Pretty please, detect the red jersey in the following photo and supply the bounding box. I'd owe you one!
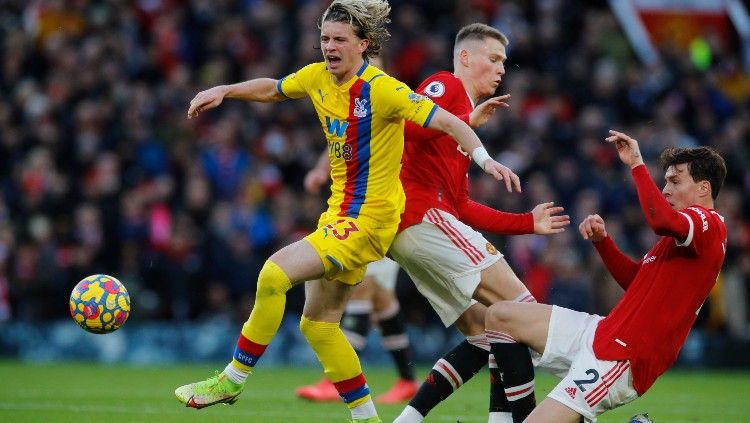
[592,165,727,395]
[399,72,532,234]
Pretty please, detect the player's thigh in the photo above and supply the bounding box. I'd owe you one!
[269,238,325,284]
[473,257,529,305]
[525,397,583,423]
[486,301,552,353]
[349,277,374,301]
[303,278,356,322]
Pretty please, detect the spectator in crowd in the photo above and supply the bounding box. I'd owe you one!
[0,1,746,366]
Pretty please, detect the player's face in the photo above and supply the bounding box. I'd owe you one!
[663,163,702,210]
[467,38,507,97]
[320,21,368,84]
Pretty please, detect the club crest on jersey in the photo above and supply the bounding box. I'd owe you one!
[565,386,577,399]
[353,98,368,118]
[486,243,498,255]
[425,81,445,98]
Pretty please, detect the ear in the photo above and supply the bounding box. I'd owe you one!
[698,180,711,198]
[359,38,369,54]
[458,48,470,67]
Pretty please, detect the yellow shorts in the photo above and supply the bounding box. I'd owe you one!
[305,212,398,285]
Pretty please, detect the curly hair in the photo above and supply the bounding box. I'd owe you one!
[320,0,391,58]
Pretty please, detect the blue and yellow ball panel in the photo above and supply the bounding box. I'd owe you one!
[69,274,130,334]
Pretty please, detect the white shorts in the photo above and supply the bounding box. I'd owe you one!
[364,257,399,291]
[533,306,639,422]
[389,208,501,326]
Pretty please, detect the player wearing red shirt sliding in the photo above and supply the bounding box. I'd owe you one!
[484,130,727,422]
[391,24,570,423]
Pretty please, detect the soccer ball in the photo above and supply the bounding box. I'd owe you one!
[629,413,654,423]
[69,274,130,334]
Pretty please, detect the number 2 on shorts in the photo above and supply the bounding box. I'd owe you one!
[573,369,600,392]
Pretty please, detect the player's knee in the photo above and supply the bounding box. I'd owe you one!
[485,301,516,333]
[455,307,486,336]
[256,260,292,298]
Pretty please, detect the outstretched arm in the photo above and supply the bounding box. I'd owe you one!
[579,214,640,289]
[457,201,568,236]
[426,108,521,192]
[606,130,690,240]
[458,200,533,235]
[187,78,286,119]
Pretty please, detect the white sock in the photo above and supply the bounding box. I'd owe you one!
[223,362,248,384]
[488,411,513,423]
[394,405,424,423]
[350,399,377,420]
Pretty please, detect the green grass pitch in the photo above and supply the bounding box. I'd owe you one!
[1,361,748,422]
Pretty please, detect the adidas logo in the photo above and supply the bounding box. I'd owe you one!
[565,386,577,399]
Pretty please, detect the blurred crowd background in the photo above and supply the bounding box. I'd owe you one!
[0,0,748,365]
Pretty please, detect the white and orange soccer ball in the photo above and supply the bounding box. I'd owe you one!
[69,274,130,334]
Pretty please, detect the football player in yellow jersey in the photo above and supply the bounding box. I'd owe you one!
[174,1,521,421]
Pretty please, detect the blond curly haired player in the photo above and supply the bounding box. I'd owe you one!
[174,1,519,421]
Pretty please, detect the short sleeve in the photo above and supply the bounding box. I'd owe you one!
[372,76,438,127]
[277,63,319,99]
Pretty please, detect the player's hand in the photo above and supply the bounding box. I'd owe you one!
[605,130,645,169]
[579,214,607,242]
[531,202,570,235]
[187,86,229,119]
[304,167,329,194]
[483,159,521,193]
[469,94,511,128]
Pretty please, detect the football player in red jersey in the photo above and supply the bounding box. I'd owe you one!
[484,130,727,422]
[392,24,570,423]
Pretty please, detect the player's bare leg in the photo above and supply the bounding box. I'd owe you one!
[524,398,583,423]
[484,301,551,357]
[472,258,529,305]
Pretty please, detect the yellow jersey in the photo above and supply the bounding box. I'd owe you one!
[278,61,438,224]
